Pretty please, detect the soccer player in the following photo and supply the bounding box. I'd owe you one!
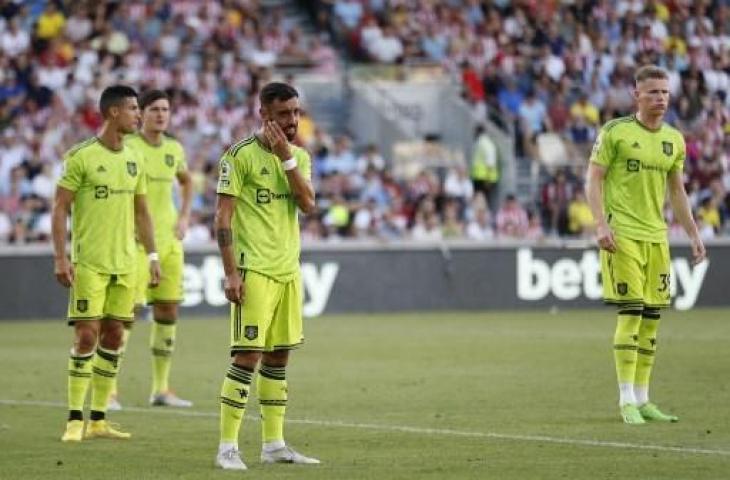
[586,65,706,425]
[110,89,193,409]
[53,85,161,441]
[213,82,319,470]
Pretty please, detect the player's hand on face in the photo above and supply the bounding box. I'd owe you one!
[264,120,292,162]
[596,223,617,253]
[224,272,245,304]
[690,236,706,266]
[54,256,74,288]
[149,260,161,288]
[175,216,189,240]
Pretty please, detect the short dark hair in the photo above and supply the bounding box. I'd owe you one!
[139,89,169,110]
[259,82,298,106]
[634,65,669,84]
[99,85,137,117]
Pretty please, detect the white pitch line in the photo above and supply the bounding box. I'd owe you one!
[1,399,728,457]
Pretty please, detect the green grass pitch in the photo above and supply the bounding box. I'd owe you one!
[1,309,729,479]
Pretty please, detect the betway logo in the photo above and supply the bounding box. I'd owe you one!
[516,248,709,310]
[181,256,338,317]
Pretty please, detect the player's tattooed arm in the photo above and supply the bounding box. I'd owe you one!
[217,228,232,247]
[215,193,243,303]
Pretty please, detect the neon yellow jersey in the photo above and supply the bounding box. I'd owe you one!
[216,135,312,282]
[590,115,685,242]
[125,133,187,248]
[57,137,146,274]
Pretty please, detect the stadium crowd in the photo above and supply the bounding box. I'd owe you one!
[324,0,730,239]
[1,0,729,244]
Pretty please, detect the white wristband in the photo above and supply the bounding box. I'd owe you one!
[281,157,297,171]
[148,252,159,262]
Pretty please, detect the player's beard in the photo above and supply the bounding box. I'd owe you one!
[284,125,297,142]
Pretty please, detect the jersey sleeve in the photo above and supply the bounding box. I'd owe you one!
[175,142,188,174]
[57,150,84,192]
[669,135,685,174]
[589,126,615,168]
[135,156,147,195]
[294,148,312,181]
[216,151,245,197]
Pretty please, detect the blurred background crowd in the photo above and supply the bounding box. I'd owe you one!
[1,0,729,245]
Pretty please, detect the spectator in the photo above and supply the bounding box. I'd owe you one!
[696,195,721,235]
[496,194,528,238]
[441,200,464,239]
[470,125,499,208]
[35,3,66,41]
[567,189,595,237]
[411,212,443,242]
[465,207,494,241]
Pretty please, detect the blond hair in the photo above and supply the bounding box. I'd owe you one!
[634,65,669,84]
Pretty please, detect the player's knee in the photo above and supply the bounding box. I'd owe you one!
[232,351,260,370]
[75,327,98,354]
[154,303,177,321]
[262,350,289,367]
[99,322,125,350]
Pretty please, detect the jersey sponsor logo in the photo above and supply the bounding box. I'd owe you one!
[95,185,109,199]
[76,299,88,312]
[244,325,258,340]
[126,162,138,177]
[260,166,270,175]
[627,159,640,172]
[256,188,290,204]
[165,154,174,167]
[662,141,673,156]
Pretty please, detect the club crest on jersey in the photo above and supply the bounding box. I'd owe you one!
[165,154,174,167]
[244,326,258,340]
[616,283,628,296]
[126,162,138,177]
[76,299,88,312]
[95,185,109,199]
[626,159,640,172]
[662,142,673,156]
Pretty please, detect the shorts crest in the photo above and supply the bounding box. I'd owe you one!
[76,299,88,312]
[244,325,258,340]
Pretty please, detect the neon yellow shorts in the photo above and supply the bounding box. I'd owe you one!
[68,263,136,324]
[230,270,303,353]
[135,241,184,305]
[600,235,671,308]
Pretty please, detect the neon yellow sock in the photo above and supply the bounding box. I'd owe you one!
[110,327,131,397]
[150,319,176,394]
[90,347,120,413]
[220,364,253,444]
[613,308,642,385]
[635,309,660,387]
[68,351,93,412]
[257,365,287,444]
